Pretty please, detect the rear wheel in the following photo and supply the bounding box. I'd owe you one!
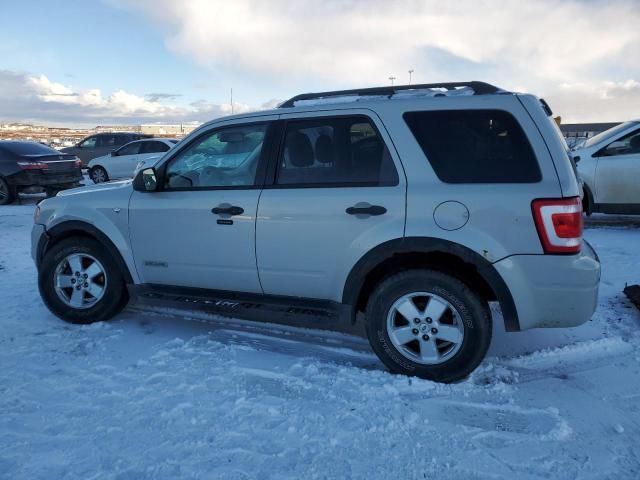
[0,176,15,205]
[38,237,128,324]
[90,166,109,184]
[365,270,491,383]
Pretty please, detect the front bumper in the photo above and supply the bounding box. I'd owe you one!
[493,241,601,330]
[31,223,48,266]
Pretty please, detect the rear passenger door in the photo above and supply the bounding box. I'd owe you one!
[256,112,406,302]
[109,141,142,178]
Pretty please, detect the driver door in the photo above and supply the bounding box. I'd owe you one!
[128,118,277,293]
[595,128,640,208]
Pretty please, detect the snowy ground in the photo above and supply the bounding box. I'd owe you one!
[1,199,639,480]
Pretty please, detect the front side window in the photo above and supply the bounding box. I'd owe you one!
[404,109,541,183]
[276,116,398,186]
[116,142,141,156]
[80,136,97,148]
[164,123,267,189]
[599,129,640,157]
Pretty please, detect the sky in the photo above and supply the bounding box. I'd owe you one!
[0,0,639,127]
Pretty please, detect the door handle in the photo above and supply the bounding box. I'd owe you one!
[211,205,245,216]
[346,204,387,216]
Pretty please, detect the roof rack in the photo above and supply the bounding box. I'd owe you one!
[279,81,503,108]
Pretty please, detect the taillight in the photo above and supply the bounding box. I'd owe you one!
[17,161,48,170]
[532,197,582,254]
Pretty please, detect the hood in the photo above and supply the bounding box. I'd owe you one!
[57,179,132,197]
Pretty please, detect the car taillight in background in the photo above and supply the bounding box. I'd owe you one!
[17,161,48,170]
[74,158,82,168]
[532,197,583,254]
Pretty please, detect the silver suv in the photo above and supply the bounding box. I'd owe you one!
[32,82,601,382]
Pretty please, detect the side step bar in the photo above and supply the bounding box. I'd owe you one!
[128,284,359,334]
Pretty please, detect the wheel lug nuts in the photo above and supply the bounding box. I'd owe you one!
[412,328,419,335]
[431,328,438,334]
[413,318,420,324]
[71,279,76,284]
[83,274,88,279]
[426,318,432,323]
[84,283,89,288]
[422,334,429,341]
[76,285,81,290]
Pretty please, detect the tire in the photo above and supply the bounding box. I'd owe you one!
[0,176,15,205]
[365,270,491,383]
[90,166,109,184]
[38,237,128,324]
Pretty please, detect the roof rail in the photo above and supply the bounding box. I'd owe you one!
[279,81,503,108]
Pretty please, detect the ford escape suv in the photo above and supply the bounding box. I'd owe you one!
[32,81,600,383]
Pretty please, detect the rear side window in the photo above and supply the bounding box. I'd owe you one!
[277,116,398,187]
[403,110,541,183]
[140,141,170,154]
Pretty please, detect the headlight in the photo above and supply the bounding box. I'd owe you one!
[34,204,41,223]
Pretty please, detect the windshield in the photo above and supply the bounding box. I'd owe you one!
[582,121,639,149]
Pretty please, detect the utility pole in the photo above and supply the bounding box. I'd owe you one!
[408,69,414,85]
[389,76,396,86]
[230,88,234,114]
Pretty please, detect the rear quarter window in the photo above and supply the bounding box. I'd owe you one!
[403,109,541,183]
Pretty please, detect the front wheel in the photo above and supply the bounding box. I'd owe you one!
[366,270,491,383]
[38,237,128,324]
[90,166,109,184]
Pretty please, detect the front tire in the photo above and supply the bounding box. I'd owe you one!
[38,237,128,324]
[0,176,15,205]
[365,270,491,383]
[90,166,109,184]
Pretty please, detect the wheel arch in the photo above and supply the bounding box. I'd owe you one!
[37,220,134,284]
[582,182,595,214]
[342,237,520,331]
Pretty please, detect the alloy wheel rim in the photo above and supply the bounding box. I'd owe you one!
[93,169,106,183]
[54,253,107,309]
[386,291,465,365]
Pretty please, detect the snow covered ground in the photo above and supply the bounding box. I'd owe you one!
[1,200,639,479]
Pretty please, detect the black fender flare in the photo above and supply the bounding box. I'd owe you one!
[342,237,520,332]
[37,220,134,284]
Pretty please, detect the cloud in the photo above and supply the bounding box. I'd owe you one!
[145,92,183,102]
[111,0,640,121]
[0,70,276,126]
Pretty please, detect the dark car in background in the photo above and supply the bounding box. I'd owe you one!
[0,141,82,205]
[60,132,152,166]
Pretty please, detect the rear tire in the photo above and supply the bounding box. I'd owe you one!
[365,270,491,383]
[90,166,109,184]
[38,237,128,324]
[0,176,15,205]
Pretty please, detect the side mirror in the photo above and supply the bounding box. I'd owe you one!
[110,150,117,157]
[133,168,158,192]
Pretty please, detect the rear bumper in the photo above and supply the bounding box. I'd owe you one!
[9,170,82,188]
[493,241,601,330]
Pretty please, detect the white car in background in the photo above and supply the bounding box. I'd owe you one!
[574,120,640,215]
[88,138,179,184]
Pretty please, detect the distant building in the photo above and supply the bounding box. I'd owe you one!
[139,123,200,136]
[559,122,620,148]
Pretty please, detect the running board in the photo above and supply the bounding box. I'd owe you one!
[128,284,358,333]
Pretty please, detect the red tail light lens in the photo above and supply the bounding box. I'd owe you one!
[17,161,48,170]
[532,197,582,254]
